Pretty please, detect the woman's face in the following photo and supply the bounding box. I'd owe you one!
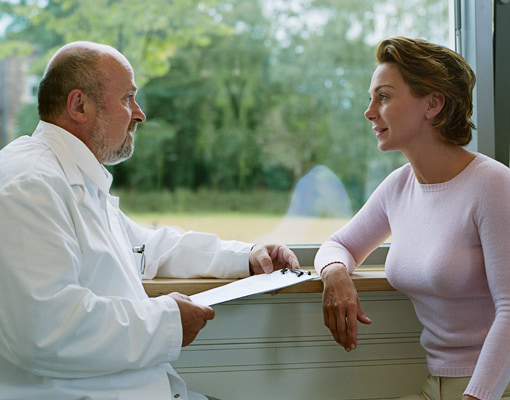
[364,62,432,154]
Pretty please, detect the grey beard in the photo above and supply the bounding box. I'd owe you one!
[90,116,137,165]
[102,133,134,165]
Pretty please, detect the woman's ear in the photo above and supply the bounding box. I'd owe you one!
[67,89,89,123]
[425,92,445,120]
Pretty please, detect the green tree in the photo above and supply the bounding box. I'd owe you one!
[1,0,229,84]
[3,0,449,213]
[131,0,273,191]
[259,0,446,208]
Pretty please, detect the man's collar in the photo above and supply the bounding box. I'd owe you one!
[33,121,113,195]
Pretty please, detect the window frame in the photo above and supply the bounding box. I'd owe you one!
[494,0,510,165]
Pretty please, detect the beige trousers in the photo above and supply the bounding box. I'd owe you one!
[397,376,510,400]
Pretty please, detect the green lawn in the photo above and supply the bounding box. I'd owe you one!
[128,212,348,245]
[117,189,349,244]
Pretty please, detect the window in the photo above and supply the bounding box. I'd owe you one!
[0,0,493,255]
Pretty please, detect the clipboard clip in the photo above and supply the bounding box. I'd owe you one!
[280,268,311,277]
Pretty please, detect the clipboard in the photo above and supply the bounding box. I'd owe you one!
[190,269,319,306]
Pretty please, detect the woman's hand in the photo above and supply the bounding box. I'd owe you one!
[321,263,372,351]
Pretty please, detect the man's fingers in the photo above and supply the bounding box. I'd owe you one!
[271,245,300,270]
[250,244,301,275]
[203,306,215,321]
[169,292,216,347]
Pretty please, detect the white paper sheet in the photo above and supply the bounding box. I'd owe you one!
[190,269,319,306]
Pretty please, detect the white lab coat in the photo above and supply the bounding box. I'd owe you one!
[0,121,252,399]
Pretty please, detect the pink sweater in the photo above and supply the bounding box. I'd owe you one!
[315,154,510,400]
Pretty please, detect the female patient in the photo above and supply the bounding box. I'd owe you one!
[315,36,510,400]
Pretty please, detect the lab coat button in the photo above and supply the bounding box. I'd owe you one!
[174,395,180,398]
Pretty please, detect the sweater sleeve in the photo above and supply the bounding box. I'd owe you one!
[464,163,510,400]
[314,168,397,274]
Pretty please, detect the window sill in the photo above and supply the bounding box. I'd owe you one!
[142,244,392,297]
[143,266,394,297]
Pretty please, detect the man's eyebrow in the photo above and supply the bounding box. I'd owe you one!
[124,84,138,94]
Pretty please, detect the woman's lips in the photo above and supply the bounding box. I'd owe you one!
[373,127,388,137]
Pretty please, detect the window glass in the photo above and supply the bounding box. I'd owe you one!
[0,0,449,245]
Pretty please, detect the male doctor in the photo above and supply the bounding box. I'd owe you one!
[0,41,299,400]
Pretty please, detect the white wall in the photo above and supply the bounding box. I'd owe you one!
[174,291,427,400]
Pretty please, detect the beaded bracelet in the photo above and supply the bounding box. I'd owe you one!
[319,261,347,276]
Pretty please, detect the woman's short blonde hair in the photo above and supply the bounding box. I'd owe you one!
[375,36,476,146]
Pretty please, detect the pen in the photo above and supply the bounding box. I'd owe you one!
[133,244,146,274]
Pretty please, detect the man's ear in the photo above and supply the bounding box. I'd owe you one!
[425,92,445,120]
[67,89,89,123]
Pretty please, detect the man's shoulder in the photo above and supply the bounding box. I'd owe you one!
[0,135,64,189]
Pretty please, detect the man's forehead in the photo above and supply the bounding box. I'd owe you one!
[100,56,137,91]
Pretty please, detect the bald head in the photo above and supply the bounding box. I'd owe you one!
[38,41,129,122]
[45,41,129,74]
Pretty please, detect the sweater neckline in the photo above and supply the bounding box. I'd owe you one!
[416,153,482,192]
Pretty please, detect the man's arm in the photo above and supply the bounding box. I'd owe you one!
[0,178,184,378]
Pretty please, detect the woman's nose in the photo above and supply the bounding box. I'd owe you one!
[364,102,377,121]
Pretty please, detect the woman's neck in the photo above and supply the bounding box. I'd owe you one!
[405,142,475,185]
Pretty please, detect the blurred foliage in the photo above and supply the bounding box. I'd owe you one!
[114,188,291,215]
[2,0,447,212]
[1,0,229,84]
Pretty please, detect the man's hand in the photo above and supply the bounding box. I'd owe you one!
[321,263,371,351]
[249,244,300,274]
[169,292,215,347]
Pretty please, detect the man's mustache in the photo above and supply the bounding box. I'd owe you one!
[128,121,138,134]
